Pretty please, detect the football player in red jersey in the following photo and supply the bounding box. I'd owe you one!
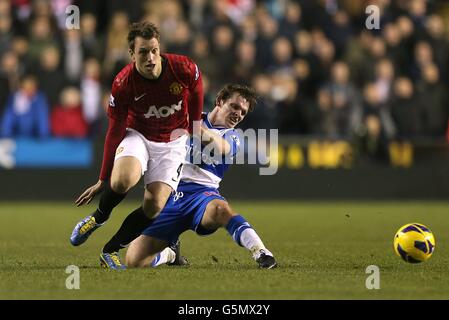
[70,21,203,253]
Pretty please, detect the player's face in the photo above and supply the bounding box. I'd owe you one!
[217,93,250,128]
[131,36,162,79]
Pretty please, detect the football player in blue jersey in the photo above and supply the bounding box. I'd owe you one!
[100,84,277,270]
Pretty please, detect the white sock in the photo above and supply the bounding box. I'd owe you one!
[150,247,176,267]
[239,228,273,260]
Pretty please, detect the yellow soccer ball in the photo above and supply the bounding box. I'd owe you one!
[393,223,435,263]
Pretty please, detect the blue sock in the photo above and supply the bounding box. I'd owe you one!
[226,215,252,247]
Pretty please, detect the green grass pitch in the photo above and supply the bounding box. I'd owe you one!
[0,201,448,299]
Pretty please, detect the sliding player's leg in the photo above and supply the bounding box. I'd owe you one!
[102,185,190,269]
[125,235,187,268]
[125,235,168,268]
[100,181,173,261]
[199,199,277,269]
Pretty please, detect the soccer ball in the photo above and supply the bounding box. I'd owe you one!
[393,223,435,263]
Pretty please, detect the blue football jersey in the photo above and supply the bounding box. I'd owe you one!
[181,113,241,189]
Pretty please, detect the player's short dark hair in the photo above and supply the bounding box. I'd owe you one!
[216,84,258,112]
[127,21,160,51]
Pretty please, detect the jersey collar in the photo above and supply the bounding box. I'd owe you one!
[205,113,227,130]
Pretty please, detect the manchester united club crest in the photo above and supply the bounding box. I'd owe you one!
[169,82,183,95]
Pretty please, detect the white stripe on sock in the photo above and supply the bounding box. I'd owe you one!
[150,247,176,267]
[239,228,272,260]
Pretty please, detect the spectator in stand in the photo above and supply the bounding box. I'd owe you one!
[0,0,13,58]
[292,58,314,100]
[410,41,434,81]
[416,63,447,137]
[389,77,421,138]
[424,14,449,82]
[396,15,415,44]
[200,0,233,36]
[80,13,104,60]
[245,73,277,131]
[278,1,302,42]
[0,51,21,113]
[343,30,374,87]
[268,36,294,75]
[233,39,258,85]
[210,24,236,86]
[293,30,322,94]
[232,39,260,86]
[10,36,32,74]
[383,22,408,77]
[373,58,395,104]
[166,20,192,56]
[63,28,84,83]
[33,45,67,108]
[184,0,207,31]
[314,87,334,136]
[255,9,278,68]
[312,32,336,89]
[190,35,218,90]
[51,87,88,138]
[1,75,50,138]
[364,36,388,82]
[80,58,102,136]
[408,0,428,37]
[362,82,396,139]
[291,58,321,134]
[200,74,216,113]
[274,73,301,133]
[27,16,61,65]
[326,10,353,58]
[102,11,130,84]
[29,0,59,28]
[147,0,184,45]
[239,15,258,42]
[323,61,361,138]
[353,114,390,165]
[294,30,313,61]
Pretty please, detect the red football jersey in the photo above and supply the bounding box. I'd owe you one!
[99,54,203,180]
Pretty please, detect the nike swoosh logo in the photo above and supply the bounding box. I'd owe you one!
[134,93,147,101]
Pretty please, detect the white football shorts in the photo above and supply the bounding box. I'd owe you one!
[114,128,188,191]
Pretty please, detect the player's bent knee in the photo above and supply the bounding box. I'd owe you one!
[126,252,145,268]
[126,257,138,268]
[126,258,142,268]
[110,181,127,194]
[142,200,164,219]
[110,173,139,193]
[212,202,234,226]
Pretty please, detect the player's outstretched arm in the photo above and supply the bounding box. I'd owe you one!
[75,180,105,207]
[200,126,231,155]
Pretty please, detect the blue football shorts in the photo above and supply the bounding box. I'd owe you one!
[141,182,226,244]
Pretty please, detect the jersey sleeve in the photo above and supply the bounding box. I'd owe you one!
[185,58,203,132]
[107,78,129,120]
[99,79,129,181]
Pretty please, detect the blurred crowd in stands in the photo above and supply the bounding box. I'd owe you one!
[0,0,448,149]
